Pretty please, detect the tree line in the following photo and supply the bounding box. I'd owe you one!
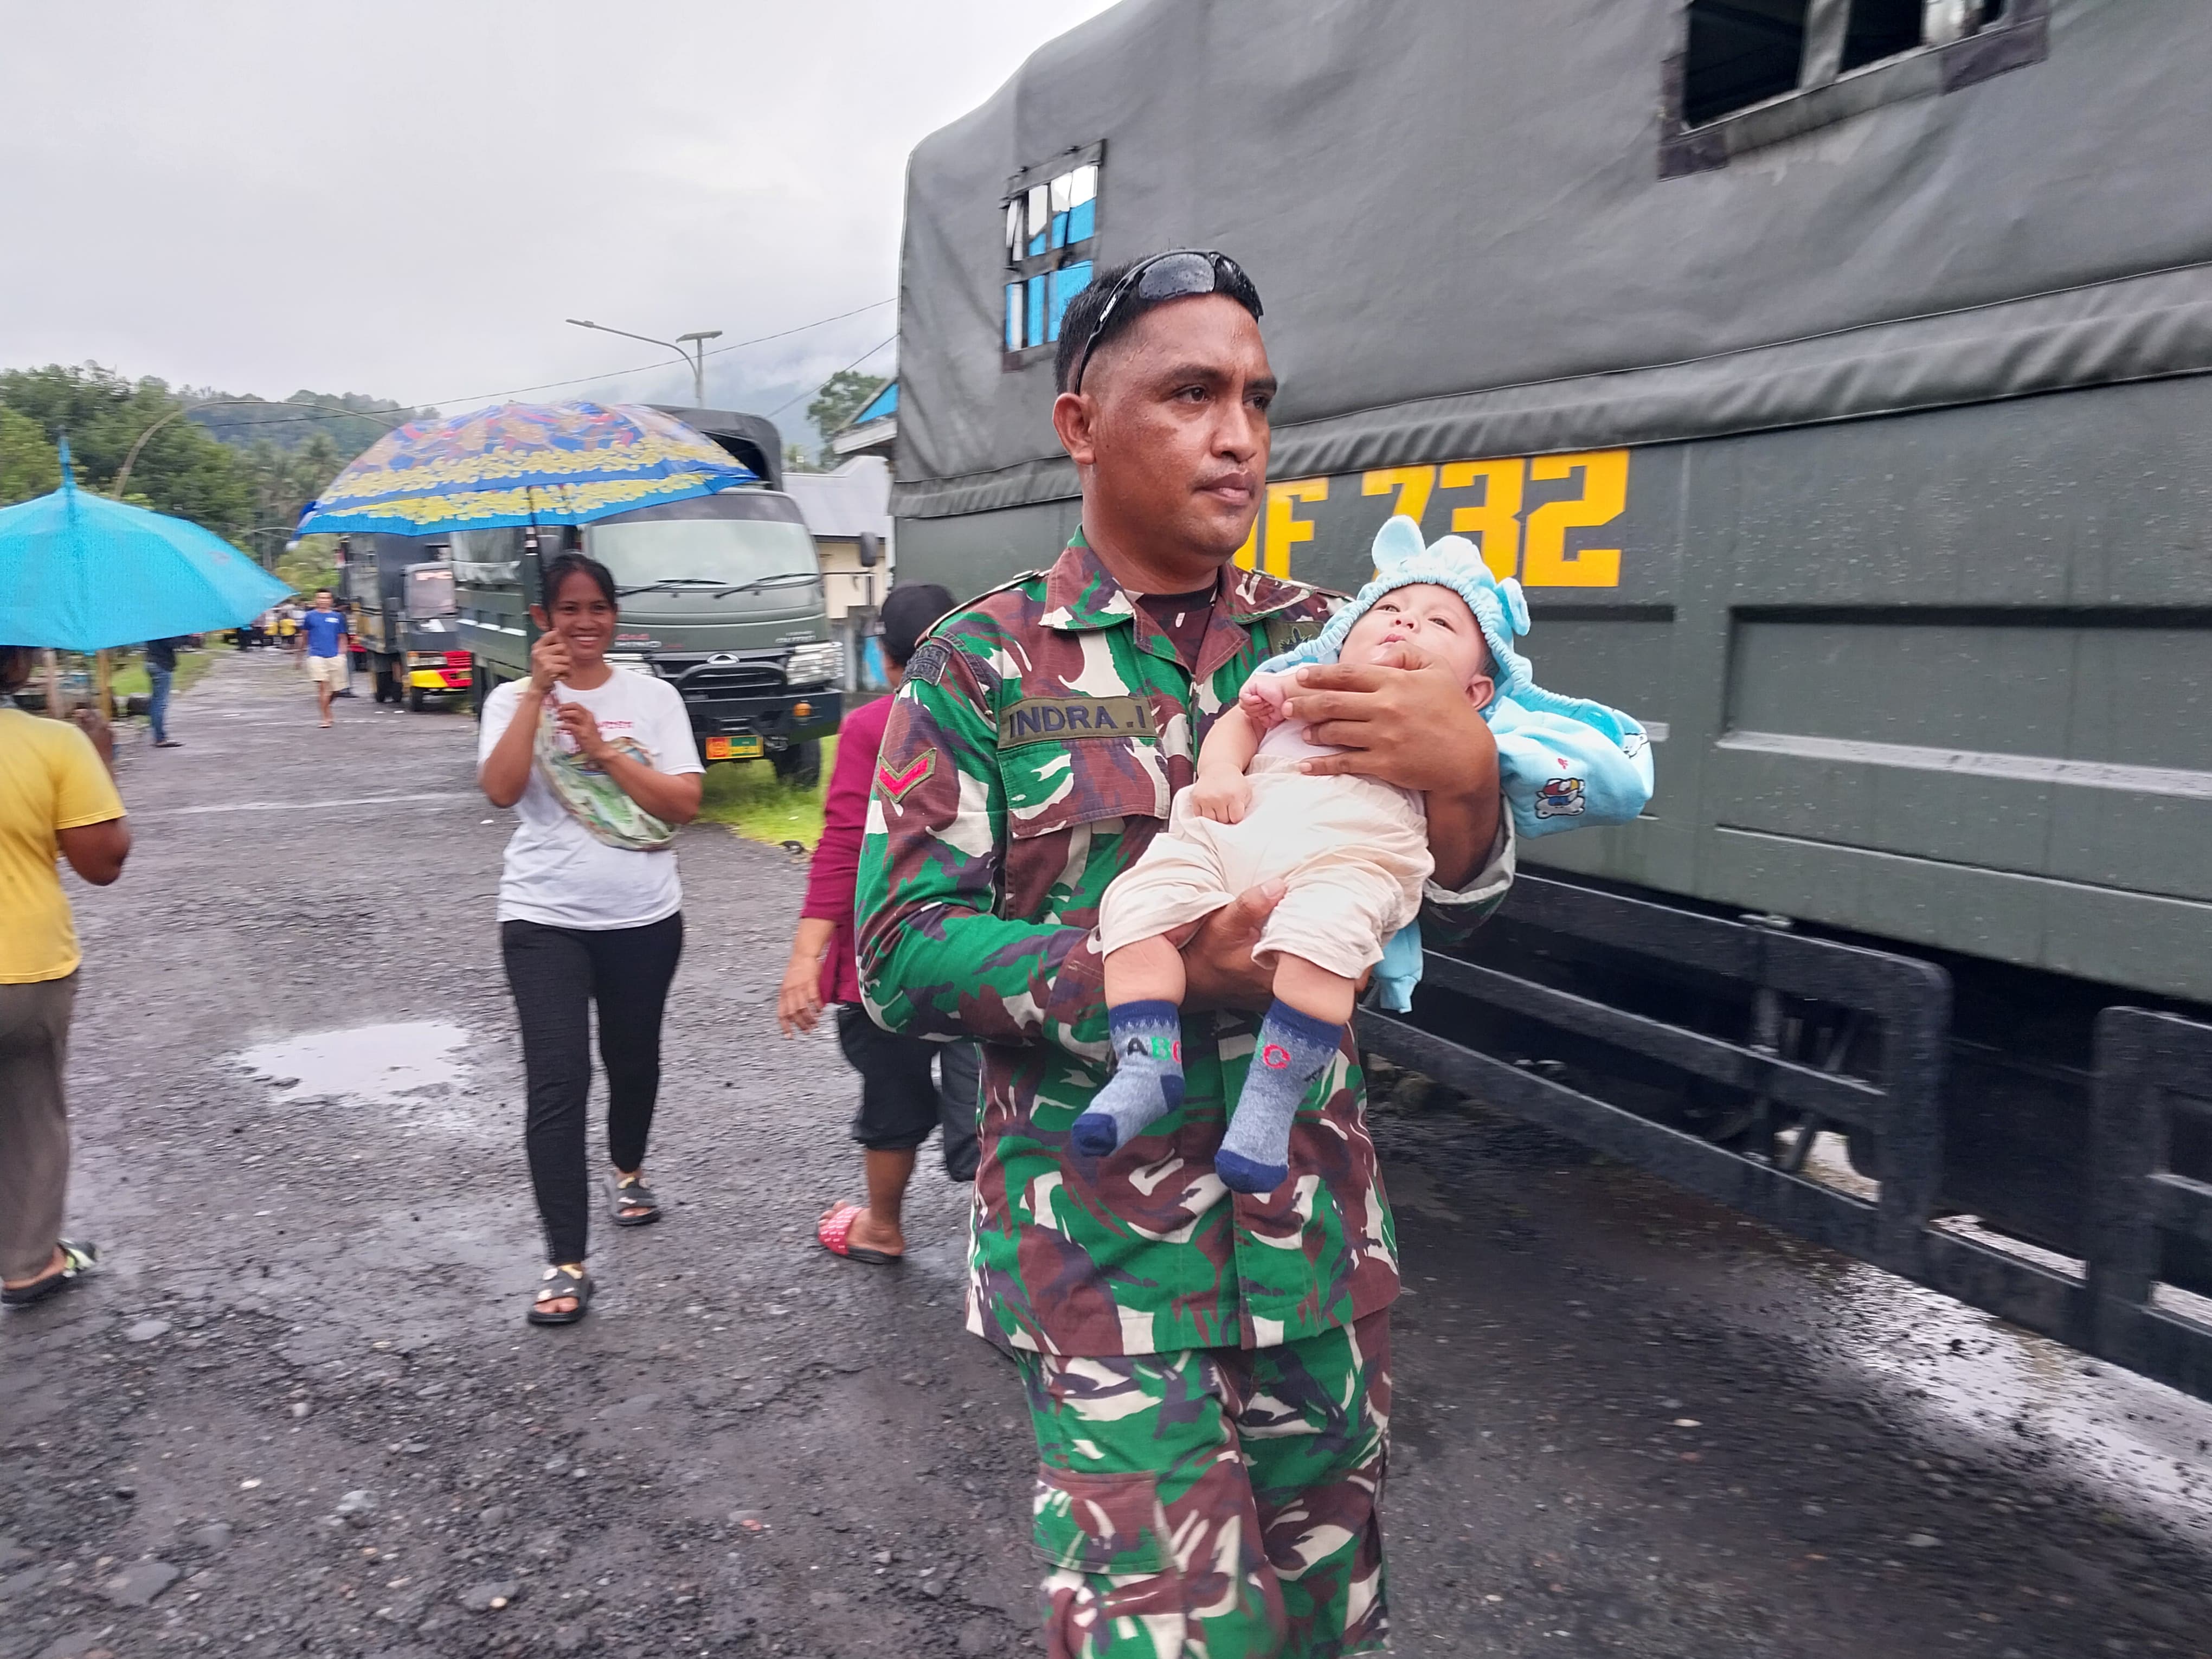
[0,366,425,583]
[1,364,890,588]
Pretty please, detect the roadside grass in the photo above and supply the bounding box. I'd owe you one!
[107,647,218,699]
[698,736,837,850]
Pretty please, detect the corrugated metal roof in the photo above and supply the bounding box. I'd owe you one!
[781,456,892,541]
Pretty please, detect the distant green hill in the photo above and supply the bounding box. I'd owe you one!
[182,389,435,456]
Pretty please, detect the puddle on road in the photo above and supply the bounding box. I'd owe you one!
[1819,1264,2211,1527]
[1785,1142,2208,1523]
[234,1022,471,1105]
[1467,1133,2212,1536]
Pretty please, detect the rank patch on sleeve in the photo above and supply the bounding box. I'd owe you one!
[877,748,937,801]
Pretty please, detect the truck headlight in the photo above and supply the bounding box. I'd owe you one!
[785,641,839,687]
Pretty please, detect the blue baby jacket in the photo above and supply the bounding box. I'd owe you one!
[1253,516,1655,1009]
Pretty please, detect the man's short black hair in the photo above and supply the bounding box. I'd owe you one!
[880,583,955,667]
[1053,261,1140,394]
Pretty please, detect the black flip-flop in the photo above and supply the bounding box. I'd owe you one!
[526,1264,593,1326]
[2,1240,98,1308]
[608,1175,661,1227]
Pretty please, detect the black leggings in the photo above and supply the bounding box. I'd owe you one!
[500,914,684,1264]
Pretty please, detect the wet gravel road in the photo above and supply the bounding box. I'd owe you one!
[2,648,2208,1659]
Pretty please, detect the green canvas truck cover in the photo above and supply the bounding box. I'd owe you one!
[890,0,2212,1007]
[893,0,2212,520]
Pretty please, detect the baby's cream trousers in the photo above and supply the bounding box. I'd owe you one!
[1099,755,1433,980]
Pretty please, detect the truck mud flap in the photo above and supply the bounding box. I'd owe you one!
[1355,874,2212,1404]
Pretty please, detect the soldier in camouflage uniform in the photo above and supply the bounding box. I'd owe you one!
[856,253,1515,1657]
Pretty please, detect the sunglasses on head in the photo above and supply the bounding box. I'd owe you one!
[1071,250,1264,393]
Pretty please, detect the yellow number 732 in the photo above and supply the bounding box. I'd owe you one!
[1239,449,1628,586]
[1375,450,1627,586]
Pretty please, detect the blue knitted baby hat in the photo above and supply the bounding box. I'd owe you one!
[1255,515,1534,708]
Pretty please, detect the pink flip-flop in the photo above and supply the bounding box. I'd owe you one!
[816,1201,902,1266]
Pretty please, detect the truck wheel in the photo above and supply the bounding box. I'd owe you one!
[372,662,397,704]
[772,740,822,789]
[408,685,427,712]
[471,659,488,721]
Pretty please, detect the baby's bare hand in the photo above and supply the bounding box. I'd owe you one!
[1238,676,1288,731]
[1188,773,1251,824]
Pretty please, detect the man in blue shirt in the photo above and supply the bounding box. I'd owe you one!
[301,590,350,729]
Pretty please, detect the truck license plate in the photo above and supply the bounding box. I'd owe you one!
[705,735,762,761]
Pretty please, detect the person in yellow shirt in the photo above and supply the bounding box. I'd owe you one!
[0,647,131,1307]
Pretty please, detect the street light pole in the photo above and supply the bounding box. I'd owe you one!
[676,331,723,406]
[564,319,723,407]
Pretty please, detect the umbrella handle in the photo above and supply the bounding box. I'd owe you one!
[524,485,548,613]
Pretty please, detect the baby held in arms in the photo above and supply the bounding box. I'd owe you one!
[1076,516,1654,1193]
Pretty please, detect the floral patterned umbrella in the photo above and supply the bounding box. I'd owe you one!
[295,401,757,537]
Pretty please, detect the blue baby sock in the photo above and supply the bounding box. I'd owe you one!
[1216,1001,1342,1193]
[1072,1001,1185,1155]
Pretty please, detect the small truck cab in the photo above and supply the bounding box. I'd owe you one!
[452,411,843,785]
[340,533,474,710]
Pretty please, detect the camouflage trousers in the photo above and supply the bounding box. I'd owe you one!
[1018,1309,1392,1658]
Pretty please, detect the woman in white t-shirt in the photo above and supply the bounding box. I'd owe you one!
[478,551,705,1325]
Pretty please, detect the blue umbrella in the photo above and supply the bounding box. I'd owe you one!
[0,442,292,653]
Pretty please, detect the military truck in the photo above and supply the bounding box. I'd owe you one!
[340,533,473,710]
[890,0,2212,1400]
[453,407,841,785]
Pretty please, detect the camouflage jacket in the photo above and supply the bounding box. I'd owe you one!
[856,535,1516,1358]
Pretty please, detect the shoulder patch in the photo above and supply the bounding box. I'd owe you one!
[903,638,954,687]
[904,569,1047,683]
[1263,614,1326,658]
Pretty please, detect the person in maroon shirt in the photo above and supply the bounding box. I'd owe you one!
[778,584,979,1264]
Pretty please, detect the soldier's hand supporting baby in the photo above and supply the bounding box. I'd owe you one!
[1171,882,1285,1013]
[1071,516,1654,1194]
[1076,579,1500,1191]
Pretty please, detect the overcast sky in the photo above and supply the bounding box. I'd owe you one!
[0,1,1117,440]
